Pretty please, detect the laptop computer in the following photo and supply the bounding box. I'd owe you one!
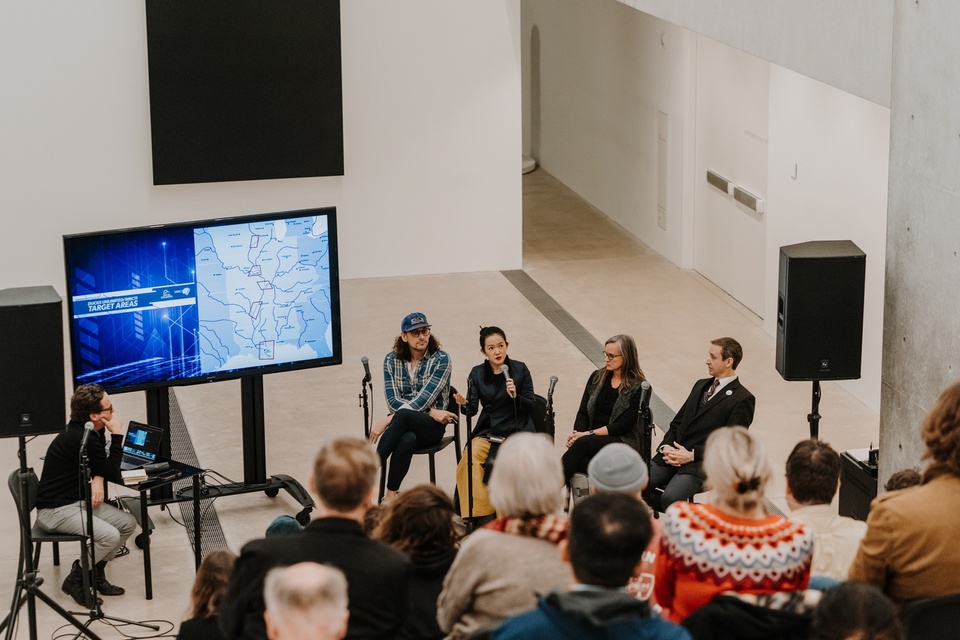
[120,421,164,470]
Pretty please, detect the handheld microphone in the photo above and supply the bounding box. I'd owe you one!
[501,364,510,379]
[80,420,95,452]
[639,380,652,409]
[361,356,372,384]
[547,375,558,398]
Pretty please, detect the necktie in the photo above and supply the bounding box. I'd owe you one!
[703,378,720,404]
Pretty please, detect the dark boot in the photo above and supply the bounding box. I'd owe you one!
[95,560,124,596]
[61,560,101,607]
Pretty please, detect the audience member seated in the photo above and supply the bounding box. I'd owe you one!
[562,334,647,485]
[813,582,903,640]
[654,426,813,623]
[264,563,349,640]
[849,380,960,604]
[681,590,820,640]
[586,443,660,606]
[454,326,536,523]
[883,467,921,492]
[437,433,573,640]
[370,313,457,503]
[177,549,237,640]
[219,437,411,640]
[785,439,866,584]
[265,515,304,537]
[476,493,690,640]
[374,484,460,640]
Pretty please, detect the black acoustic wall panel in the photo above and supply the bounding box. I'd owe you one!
[146,0,343,185]
[0,286,65,438]
[776,240,866,381]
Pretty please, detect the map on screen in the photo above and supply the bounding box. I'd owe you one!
[64,209,340,392]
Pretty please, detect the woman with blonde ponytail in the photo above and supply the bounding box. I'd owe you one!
[653,427,814,623]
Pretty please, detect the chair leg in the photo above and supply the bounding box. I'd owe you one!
[52,541,60,566]
[33,541,42,568]
[428,453,437,485]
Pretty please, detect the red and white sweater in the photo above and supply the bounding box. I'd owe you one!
[654,501,813,623]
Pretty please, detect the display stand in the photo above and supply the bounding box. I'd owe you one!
[145,377,314,527]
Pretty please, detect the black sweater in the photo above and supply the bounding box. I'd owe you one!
[36,420,124,509]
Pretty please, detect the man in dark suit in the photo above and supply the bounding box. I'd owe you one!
[648,337,755,511]
[219,438,411,640]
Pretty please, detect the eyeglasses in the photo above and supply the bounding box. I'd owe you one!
[602,352,622,361]
[101,405,114,413]
[407,328,430,337]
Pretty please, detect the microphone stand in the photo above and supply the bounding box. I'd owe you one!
[0,437,103,640]
[359,372,372,439]
[545,384,557,442]
[71,433,159,637]
[637,389,654,508]
[463,403,476,535]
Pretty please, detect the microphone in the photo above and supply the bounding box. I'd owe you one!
[80,420,95,452]
[501,364,510,379]
[361,356,371,384]
[639,380,652,409]
[547,375,558,398]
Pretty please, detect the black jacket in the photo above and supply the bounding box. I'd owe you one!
[37,420,124,509]
[218,517,411,640]
[463,357,536,437]
[654,377,755,477]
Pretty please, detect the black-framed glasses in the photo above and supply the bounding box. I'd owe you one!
[407,328,430,337]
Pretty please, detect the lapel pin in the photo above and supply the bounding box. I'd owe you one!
[725,390,733,396]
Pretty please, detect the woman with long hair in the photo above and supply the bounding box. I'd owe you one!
[654,427,813,623]
[374,484,459,640]
[453,326,536,521]
[177,549,237,640]
[561,334,647,484]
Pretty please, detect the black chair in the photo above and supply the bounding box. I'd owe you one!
[8,468,92,591]
[378,388,462,502]
[900,593,960,640]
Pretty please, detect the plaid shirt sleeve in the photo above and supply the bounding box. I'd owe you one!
[383,352,409,413]
[383,350,451,413]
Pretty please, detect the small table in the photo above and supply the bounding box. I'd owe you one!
[129,458,205,600]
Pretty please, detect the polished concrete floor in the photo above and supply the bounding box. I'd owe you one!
[0,168,879,637]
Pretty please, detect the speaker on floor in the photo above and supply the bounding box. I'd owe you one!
[776,240,866,381]
[0,286,65,438]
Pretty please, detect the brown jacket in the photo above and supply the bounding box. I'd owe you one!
[848,474,960,604]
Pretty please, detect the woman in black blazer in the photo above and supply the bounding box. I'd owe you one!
[562,334,647,484]
[454,326,536,519]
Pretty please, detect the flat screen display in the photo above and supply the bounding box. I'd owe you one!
[63,208,341,393]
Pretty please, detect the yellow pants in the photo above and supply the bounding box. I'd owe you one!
[455,438,495,517]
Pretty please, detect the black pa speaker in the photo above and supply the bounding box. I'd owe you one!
[0,286,66,438]
[776,241,865,381]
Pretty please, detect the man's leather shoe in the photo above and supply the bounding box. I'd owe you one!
[95,561,124,596]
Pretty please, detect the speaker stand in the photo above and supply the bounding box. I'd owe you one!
[807,381,821,440]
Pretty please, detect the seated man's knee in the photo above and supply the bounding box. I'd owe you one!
[661,476,702,510]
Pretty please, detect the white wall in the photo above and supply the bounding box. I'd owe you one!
[617,0,894,108]
[0,1,521,293]
[521,0,890,412]
[765,66,890,412]
[521,0,694,266]
[693,37,769,316]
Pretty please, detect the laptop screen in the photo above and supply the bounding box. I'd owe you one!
[123,422,162,462]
